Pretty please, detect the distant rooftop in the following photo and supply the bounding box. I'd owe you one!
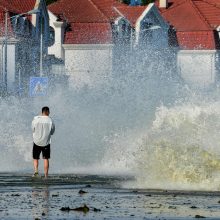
[48,0,150,44]
[156,0,220,49]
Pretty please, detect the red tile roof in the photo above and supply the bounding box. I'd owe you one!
[193,0,220,29]
[0,0,17,13]
[157,0,220,49]
[48,0,109,23]
[0,8,16,37]
[0,0,36,14]
[7,0,36,13]
[115,6,146,27]
[204,0,220,7]
[89,0,123,21]
[177,31,217,49]
[90,0,147,26]
[159,0,211,31]
[65,23,112,44]
[0,0,36,37]
[0,8,6,36]
[49,0,150,44]
[49,0,114,44]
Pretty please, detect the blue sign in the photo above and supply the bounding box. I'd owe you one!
[29,77,48,97]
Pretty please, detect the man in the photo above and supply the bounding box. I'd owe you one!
[32,106,55,178]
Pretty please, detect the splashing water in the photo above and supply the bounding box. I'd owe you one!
[0,52,180,174]
[1,49,220,191]
[133,100,220,191]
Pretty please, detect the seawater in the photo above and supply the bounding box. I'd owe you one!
[1,52,220,191]
[133,95,220,191]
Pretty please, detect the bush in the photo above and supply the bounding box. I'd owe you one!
[121,0,155,5]
[45,0,57,5]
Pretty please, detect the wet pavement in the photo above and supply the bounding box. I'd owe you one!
[1,173,220,219]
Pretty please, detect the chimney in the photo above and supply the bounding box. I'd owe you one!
[159,0,168,8]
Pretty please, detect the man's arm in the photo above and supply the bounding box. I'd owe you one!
[51,121,55,135]
[32,119,35,133]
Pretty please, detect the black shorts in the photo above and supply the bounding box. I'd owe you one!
[33,143,50,159]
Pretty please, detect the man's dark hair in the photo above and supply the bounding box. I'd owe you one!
[42,106,50,113]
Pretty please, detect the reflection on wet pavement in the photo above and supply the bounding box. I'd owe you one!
[1,174,220,219]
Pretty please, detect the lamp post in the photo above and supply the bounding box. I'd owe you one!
[2,9,40,93]
[40,11,43,76]
[3,11,8,93]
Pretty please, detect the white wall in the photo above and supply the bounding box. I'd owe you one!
[63,44,113,88]
[7,45,16,91]
[1,40,18,93]
[135,3,169,48]
[177,50,216,87]
[48,11,65,59]
[0,44,2,84]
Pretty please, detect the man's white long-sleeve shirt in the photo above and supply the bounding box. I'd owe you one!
[32,116,55,147]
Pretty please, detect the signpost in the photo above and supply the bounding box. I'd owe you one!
[29,77,48,97]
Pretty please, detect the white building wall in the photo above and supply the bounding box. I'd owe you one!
[0,45,2,84]
[177,50,216,87]
[63,44,113,88]
[7,45,16,91]
[151,28,168,49]
[135,3,169,48]
[2,40,18,93]
[48,11,65,59]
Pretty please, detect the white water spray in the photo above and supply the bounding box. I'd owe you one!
[132,99,220,191]
[2,48,220,191]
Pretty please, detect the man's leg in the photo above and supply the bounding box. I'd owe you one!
[33,143,40,176]
[44,159,49,178]
[33,159,39,174]
[42,145,50,178]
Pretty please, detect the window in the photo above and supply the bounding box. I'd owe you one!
[48,26,55,46]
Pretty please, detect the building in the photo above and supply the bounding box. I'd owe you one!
[48,0,113,88]
[48,0,169,88]
[0,0,49,94]
[157,0,220,87]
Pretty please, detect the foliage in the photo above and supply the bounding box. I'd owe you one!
[45,0,57,5]
[141,0,155,4]
[45,0,155,6]
[121,0,155,5]
[46,0,155,6]
[121,0,129,4]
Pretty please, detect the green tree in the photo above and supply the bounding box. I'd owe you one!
[45,0,57,5]
[121,0,155,5]
[141,0,155,4]
[118,0,130,4]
